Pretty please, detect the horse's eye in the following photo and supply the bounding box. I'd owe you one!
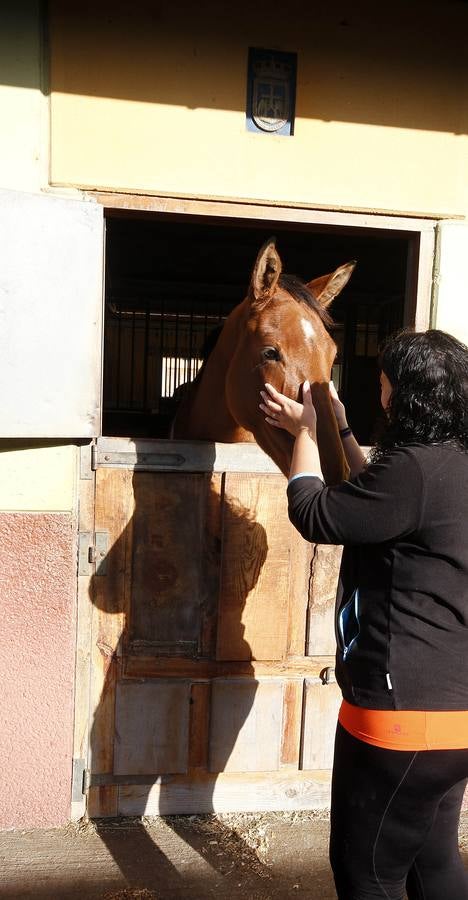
[262,346,281,362]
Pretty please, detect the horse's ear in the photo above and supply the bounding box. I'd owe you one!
[249,238,282,306]
[307,260,356,308]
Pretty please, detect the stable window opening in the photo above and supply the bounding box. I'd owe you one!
[103,213,415,445]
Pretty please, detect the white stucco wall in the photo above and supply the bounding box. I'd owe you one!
[433,222,468,348]
[0,2,48,193]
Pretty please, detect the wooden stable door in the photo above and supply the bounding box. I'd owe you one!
[86,437,342,816]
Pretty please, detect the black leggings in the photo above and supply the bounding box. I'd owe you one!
[330,722,468,900]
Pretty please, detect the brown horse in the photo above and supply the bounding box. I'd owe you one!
[172,240,355,484]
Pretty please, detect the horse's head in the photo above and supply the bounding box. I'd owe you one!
[225,240,355,484]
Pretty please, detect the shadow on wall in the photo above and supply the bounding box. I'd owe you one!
[87,449,271,886]
[3,0,462,135]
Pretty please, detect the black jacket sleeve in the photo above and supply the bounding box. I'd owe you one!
[287,448,425,545]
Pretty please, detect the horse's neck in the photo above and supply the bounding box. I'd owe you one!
[189,372,251,442]
[173,306,253,442]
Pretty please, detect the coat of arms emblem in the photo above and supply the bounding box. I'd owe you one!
[248,50,296,136]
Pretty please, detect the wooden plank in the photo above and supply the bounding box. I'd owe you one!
[126,472,210,653]
[71,457,95,820]
[123,654,336,679]
[87,785,119,819]
[89,468,132,778]
[200,474,223,657]
[91,190,441,231]
[114,681,190,775]
[117,769,333,816]
[216,474,290,661]
[307,544,342,656]
[72,581,94,820]
[300,678,342,771]
[209,678,284,773]
[281,679,304,768]
[88,636,121,777]
[287,534,313,657]
[188,683,210,769]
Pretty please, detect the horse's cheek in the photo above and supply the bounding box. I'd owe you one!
[224,370,241,424]
[225,367,256,430]
[227,384,253,429]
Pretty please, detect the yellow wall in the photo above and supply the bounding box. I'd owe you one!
[0,443,77,512]
[0,2,48,193]
[2,0,468,381]
[49,0,468,218]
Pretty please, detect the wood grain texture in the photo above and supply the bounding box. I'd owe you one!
[281,679,304,767]
[117,769,332,816]
[287,534,312,656]
[209,678,284,773]
[300,678,342,770]
[72,580,94,820]
[128,472,209,653]
[89,468,132,774]
[200,474,223,657]
[188,682,210,769]
[123,655,336,679]
[216,474,290,661]
[114,681,190,775]
[307,544,342,656]
[92,192,438,233]
[87,446,342,818]
[87,785,119,818]
[72,464,96,820]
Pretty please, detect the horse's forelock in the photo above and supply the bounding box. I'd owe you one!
[278,274,333,328]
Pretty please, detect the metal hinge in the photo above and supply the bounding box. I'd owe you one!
[79,442,97,479]
[86,773,172,788]
[78,530,109,576]
[77,770,174,792]
[72,758,88,800]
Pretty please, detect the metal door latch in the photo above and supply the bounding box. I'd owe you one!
[78,531,109,576]
[320,666,336,685]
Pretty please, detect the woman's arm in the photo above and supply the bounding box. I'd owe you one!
[289,428,322,480]
[287,451,423,546]
[328,382,366,478]
[259,380,366,480]
[260,380,423,546]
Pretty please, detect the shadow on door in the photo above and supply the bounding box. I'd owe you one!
[87,448,274,892]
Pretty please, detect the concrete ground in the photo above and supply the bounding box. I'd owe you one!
[1,811,468,900]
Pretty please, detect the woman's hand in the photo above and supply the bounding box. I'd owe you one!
[329,381,348,430]
[260,381,317,438]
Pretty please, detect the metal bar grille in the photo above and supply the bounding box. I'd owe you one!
[103,287,233,420]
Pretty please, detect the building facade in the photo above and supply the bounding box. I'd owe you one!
[1,0,468,828]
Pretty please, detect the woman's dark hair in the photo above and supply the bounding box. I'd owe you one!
[371,329,468,460]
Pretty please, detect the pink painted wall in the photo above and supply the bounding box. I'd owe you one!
[0,513,77,828]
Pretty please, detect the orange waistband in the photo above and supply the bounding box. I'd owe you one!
[339,699,468,751]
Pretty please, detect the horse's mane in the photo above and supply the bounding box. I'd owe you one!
[278,274,333,328]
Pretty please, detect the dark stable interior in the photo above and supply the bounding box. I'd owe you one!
[103,212,410,445]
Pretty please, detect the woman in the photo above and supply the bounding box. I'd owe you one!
[260,329,468,900]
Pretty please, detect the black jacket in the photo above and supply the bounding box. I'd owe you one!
[287,443,468,710]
